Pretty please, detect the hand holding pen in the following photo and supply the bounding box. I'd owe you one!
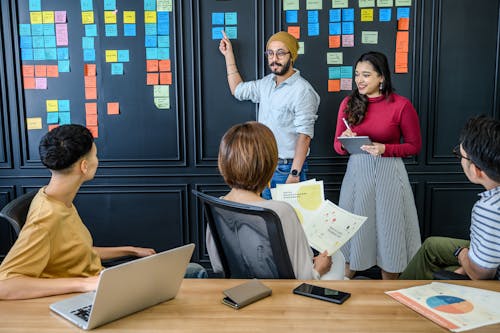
[341,118,356,137]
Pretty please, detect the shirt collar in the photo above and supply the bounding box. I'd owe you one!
[272,68,300,86]
[479,185,500,199]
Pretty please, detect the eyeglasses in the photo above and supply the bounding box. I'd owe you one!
[264,50,291,59]
[452,145,471,161]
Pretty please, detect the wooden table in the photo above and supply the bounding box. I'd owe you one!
[0,279,498,332]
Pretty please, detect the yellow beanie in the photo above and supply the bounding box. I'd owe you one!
[266,31,299,63]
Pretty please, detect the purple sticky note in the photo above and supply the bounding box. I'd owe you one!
[55,11,67,23]
[340,78,352,90]
[56,24,68,46]
[342,34,354,47]
[35,77,47,89]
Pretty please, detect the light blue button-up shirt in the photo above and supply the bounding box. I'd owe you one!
[234,69,320,159]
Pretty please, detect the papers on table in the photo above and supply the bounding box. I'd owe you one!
[386,282,500,332]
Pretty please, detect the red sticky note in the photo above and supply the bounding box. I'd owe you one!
[46,65,59,77]
[85,87,97,100]
[398,18,410,31]
[84,75,97,87]
[87,125,98,138]
[395,52,408,73]
[85,102,97,115]
[84,64,96,76]
[146,60,159,72]
[23,77,36,89]
[107,102,119,115]
[287,26,300,40]
[396,31,409,52]
[48,124,59,131]
[158,60,171,72]
[35,65,47,77]
[159,72,172,85]
[328,35,341,48]
[23,65,35,77]
[328,80,341,92]
[146,73,159,85]
[86,113,98,126]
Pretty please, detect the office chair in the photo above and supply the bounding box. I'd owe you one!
[0,190,38,238]
[193,190,295,279]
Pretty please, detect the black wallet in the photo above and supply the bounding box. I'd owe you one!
[222,279,272,309]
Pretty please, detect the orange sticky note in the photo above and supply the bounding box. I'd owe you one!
[87,125,98,138]
[287,26,300,40]
[84,75,96,87]
[395,52,408,73]
[85,102,97,114]
[398,18,410,31]
[328,79,341,92]
[23,65,35,77]
[23,77,36,89]
[48,124,59,131]
[146,60,159,72]
[84,64,96,76]
[107,102,119,115]
[146,73,159,85]
[46,65,59,77]
[86,113,98,126]
[35,65,47,77]
[396,31,409,52]
[158,60,171,72]
[329,35,341,49]
[160,72,172,85]
[85,87,97,100]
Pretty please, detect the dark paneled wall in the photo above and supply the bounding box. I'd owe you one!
[1,1,499,269]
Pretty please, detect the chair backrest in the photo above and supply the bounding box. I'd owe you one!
[193,190,295,279]
[0,190,37,237]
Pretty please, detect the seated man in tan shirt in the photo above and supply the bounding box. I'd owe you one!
[0,124,156,300]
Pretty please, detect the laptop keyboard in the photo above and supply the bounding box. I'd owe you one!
[71,305,92,321]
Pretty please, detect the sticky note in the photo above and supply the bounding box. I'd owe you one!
[57,48,69,60]
[158,36,169,47]
[342,8,354,21]
[225,12,237,25]
[377,0,394,7]
[55,11,67,23]
[305,11,319,24]
[83,49,96,62]
[340,66,353,78]
[58,100,70,112]
[105,50,118,62]
[42,11,54,23]
[153,85,169,97]
[105,24,118,37]
[84,76,96,87]
[33,48,46,60]
[359,0,375,7]
[23,65,35,77]
[30,12,43,24]
[342,34,354,47]
[35,65,47,77]
[58,60,70,72]
[32,36,43,48]
[85,24,97,37]
[329,9,341,22]
[124,24,137,36]
[287,26,300,39]
[21,49,34,61]
[58,112,71,125]
[146,60,159,72]
[395,52,408,73]
[397,7,410,19]
[86,113,98,126]
[45,48,57,60]
[123,11,136,24]
[396,0,412,5]
[47,112,59,124]
[82,36,94,49]
[361,31,378,44]
[111,63,123,75]
[20,36,32,49]
[308,23,320,36]
[147,73,159,85]
[212,12,224,25]
[328,67,341,79]
[43,24,55,36]
[327,52,343,65]
[144,0,156,10]
[145,23,157,35]
[156,0,171,13]
[329,35,341,48]
[31,24,43,35]
[56,24,68,46]
[87,126,98,138]
[329,23,341,35]
[396,31,409,52]
[85,103,97,114]
[19,24,31,36]
[146,48,158,60]
[85,87,97,99]
[298,41,304,54]
[159,72,172,85]
[286,11,298,23]
[104,0,116,10]
[27,117,42,130]
[332,0,348,8]
[46,65,59,77]
[145,35,157,47]
[283,0,299,11]
[224,26,237,39]
[46,99,58,111]
[104,11,117,24]
[118,50,130,62]
[29,0,41,11]
[44,35,56,48]
[81,0,93,11]
[159,60,171,72]
[328,80,340,92]
[84,64,96,76]
[157,20,169,35]
[212,27,224,40]
[306,0,322,10]
[144,11,157,23]
[342,22,354,34]
[398,18,410,30]
[35,77,47,89]
[154,97,170,109]
[379,8,392,22]
[23,77,36,89]
[81,11,94,24]
[361,9,373,22]
[107,102,119,115]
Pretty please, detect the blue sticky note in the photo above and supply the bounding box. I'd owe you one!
[85,24,97,37]
[329,9,341,22]
[308,11,319,24]
[308,23,320,36]
[340,66,353,78]
[45,48,57,60]
[47,112,59,124]
[212,12,224,25]
[329,23,341,35]
[124,24,136,36]
[31,24,43,36]
[225,26,237,39]
[212,27,224,40]
[19,24,31,36]
[328,67,341,79]
[105,24,118,37]
[286,11,298,23]
[158,48,169,60]
[118,50,129,62]
[81,0,93,11]
[146,48,158,60]
[83,49,95,62]
[104,0,116,10]
[157,21,169,35]
[21,48,34,60]
[32,36,44,48]
[342,8,354,21]
[82,36,94,49]
[144,0,156,10]
[58,112,71,125]
[20,36,33,49]
[157,12,169,24]
[379,8,392,22]
[342,22,354,34]
[58,60,70,72]
[225,12,237,25]
[157,36,169,47]
[111,62,123,75]
[44,35,56,48]
[397,7,410,19]
[144,23,157,35]
[58,100,70,112]
[43,24,55,36]
[29,0,41,11]
[145,35,157,47]
[57,47,69,60]
[33,48,45,60]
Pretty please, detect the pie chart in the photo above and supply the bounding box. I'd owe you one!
[426,295,474,314]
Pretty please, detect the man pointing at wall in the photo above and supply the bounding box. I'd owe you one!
[219,31,320,199]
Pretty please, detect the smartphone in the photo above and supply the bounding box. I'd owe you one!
[293,283,351,304]
[222,297,240,309]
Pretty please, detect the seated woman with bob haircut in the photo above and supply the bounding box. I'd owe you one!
[206,121,344,280]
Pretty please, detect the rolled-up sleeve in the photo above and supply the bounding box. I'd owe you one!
[293,87,320,138]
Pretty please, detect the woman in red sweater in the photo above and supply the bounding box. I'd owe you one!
[333,51,422,279]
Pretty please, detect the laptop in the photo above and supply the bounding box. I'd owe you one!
[50,243,195,330]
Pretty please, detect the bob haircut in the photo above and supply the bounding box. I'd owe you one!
[218,121,278,194]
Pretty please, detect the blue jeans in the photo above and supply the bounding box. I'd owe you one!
[184,263,208,278]
[262,161,309,200]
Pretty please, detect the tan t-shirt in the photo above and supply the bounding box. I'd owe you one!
[0,188,102,280]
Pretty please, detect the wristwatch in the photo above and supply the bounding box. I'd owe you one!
[453,246,464,258]
[289,169,300,177]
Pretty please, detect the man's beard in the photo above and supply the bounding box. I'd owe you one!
[269,58,292,76]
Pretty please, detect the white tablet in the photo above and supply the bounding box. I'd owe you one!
[337,136,373,155]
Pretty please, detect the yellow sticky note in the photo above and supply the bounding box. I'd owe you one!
[144,11,157,23]
[27,117,42,130]
[105,50,118,62]
[81,11,94,24]
[298,41,305,54]
[104,11,117,24]
[361,8,374,21]
[154,97,170,109]
[42,11,55,23]
[123,11,136,24]
[30,12,43,24]
[46,100,58,112]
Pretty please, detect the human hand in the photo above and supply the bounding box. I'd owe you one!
[80,275,100,292]
[219,30,233,56]
[313,250,332,276]
[361,142,385,157]
[454,266,466,275]
[285,174,300,184]
[340,128,356,137]
[132,247,156,257]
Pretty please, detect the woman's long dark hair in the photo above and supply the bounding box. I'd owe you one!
[345,52,394,125]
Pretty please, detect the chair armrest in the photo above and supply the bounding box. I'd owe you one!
[433,270,470,280]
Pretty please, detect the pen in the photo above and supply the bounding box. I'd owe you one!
[342,118,351,131]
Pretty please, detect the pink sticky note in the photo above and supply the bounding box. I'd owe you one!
[54,11,67,23]
[342,35,354,47]
[56,24,68,46]
[340,78,352,91]
[35,77,47,89]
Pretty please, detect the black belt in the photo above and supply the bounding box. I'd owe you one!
[278,158,293,164]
